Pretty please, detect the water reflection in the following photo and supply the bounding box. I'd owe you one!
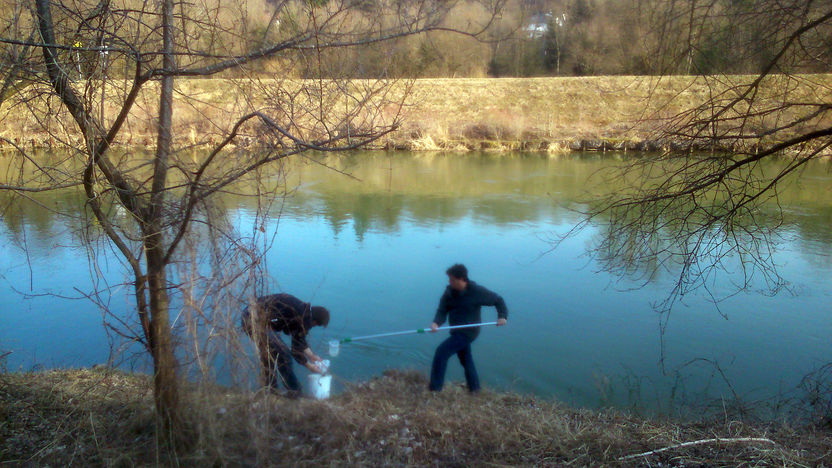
[5,153,830,248]
[1,152,830,416]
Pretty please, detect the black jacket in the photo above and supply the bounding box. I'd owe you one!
[257,293,314,364]
[433,281,508,341]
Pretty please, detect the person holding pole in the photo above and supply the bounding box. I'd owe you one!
[429,264,508,393]
[241,293,329,398]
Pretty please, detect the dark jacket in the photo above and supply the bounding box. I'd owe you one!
[254,293,314,365]
[433,281,508,341]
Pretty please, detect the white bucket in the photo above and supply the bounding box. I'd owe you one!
[307,373,332,400]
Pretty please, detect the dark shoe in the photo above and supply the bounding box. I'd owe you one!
[286,389,302,399]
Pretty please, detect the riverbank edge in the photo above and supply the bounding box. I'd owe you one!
[4,75,832,157]
[1,368,829,466]
[3,133,821,158]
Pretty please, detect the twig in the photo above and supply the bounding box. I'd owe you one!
[90,413,100,453]
[618,437,777,461]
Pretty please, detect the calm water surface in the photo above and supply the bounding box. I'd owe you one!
[1,152,830,416]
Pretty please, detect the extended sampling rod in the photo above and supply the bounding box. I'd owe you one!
[337,322,498,344]
[328,322,499,357]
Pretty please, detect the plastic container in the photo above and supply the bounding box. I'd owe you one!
[307,373,332,400]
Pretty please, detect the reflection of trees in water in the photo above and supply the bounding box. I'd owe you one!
[282,151,607,197]
[288,191,562,240]
[0,190,88,252]
[789,206,832,270]
[315,192,408,240]
[264,152,603,238]
[4,154,831,266]
[590,192,802,291]
[580,157,832,307]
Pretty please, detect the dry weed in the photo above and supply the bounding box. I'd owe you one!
[4,76,830,154]
[1,368,830,466]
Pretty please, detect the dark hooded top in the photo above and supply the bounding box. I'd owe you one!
[256,293,314,364]
[432,281,508,341]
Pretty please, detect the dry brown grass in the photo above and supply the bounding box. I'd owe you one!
[4,75,831,154]
[394,75,832,152]
[1,368,830,467]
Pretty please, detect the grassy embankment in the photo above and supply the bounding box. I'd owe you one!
[1,368,830,466]
[3,75,831,153]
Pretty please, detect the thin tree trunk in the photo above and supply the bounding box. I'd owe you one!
[146,0,185,447]
[145,229,184,446]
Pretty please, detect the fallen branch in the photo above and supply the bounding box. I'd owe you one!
[618,437,777,461]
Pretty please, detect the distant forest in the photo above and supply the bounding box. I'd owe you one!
[5,0,830,79]
[279,0,832,78]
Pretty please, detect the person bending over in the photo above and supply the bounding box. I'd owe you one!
[241,293,329,398]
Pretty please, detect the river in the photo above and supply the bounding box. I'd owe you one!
[1,151,830,417]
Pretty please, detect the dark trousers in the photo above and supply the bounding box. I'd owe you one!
[241,307,301,393]
[429,333,480,392]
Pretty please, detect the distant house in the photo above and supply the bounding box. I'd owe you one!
[525,12,552,38]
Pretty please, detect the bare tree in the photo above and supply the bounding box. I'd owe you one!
[0,0,500,449]
[574,0,831,315]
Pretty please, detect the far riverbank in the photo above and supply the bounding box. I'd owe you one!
[3,76,831,154]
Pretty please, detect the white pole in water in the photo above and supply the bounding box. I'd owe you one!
[328,322,499,357]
